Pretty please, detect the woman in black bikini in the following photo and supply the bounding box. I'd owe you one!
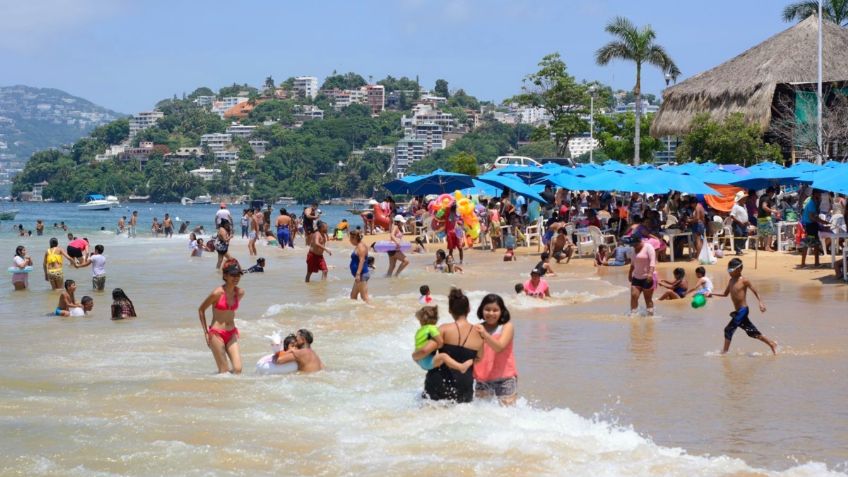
[414,287,483,403]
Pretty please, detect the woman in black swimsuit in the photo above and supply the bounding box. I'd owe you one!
[414,287,484,403]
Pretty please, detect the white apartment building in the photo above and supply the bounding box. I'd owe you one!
[194,96,215,107]
[226,124,257,138]
[94,144,127,162]
[189,167,221,181]
[294,76,319,99]
[567,136,600,158]
[200,133,232,153]
[519,107,551,126]
[294,105,324,121]
[165,147,204,163]
[406,124,445,154]
[214,151,239,164]
[324,88,366,110]
[394,137,426,176]
[211,97,248,118]
[402,104,455,132]
[249,140,269,155]
[129,111,164,137]
[614,100,659,116]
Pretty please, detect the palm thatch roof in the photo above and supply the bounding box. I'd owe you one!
[651,16,848,137]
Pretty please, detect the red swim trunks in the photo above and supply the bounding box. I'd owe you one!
[208,326,239,345]
[306,251,328,273]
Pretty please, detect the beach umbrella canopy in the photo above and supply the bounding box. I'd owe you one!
[728,161,799,189]
[476,172,547,203]
[393,169,474,195]
[573,163,606,176]
[382,174,423,194]
[788,161,824,174]
[812,174,848,195]
[632,169,719,194]
[490,165,551,183]
[544,170,593,190]
[578,170,670,194]
[461,179,502,198]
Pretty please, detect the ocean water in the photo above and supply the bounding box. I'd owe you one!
[1,204,846,476]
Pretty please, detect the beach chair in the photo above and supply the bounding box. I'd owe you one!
[588,225,616,249]
[521,217,543,251]
[575,229,596,257]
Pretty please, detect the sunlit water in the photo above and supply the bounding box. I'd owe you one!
[1,204,846,476]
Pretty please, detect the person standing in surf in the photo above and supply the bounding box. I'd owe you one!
[247,209,259,256]
[348,230,370,303]
[415,287,483,403]
[198,259,245,374]
[386,215,409,277]
[627,234,656,316]
[305,221,332,282]
[474,294,517,405]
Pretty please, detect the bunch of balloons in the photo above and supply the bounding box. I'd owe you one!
[427,191,482,243]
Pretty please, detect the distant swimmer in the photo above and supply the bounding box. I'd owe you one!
[198,259,245,374]
[711,258,777,355]
[272,329,324,373]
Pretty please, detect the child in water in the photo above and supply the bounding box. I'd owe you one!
[711,258,777,354]
[514,283,525,294]
[245,258,265,273]
[69,296,94,317]
[413,306,473,373]
[55,279,81,316]
[686,266,714,297]
[658,268,688,300]
[433,249,463,273]
[419,285,433,305]
[111,288,137,320]
[503,230,517,262]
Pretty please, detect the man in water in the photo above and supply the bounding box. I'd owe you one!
[117,216,126,235]
[305,221,332,282]
[248,209,260,256]
[162,214,174,238]
[302,202,320,246]
[215,203,232,229]
[128,211,138,238]
[272,329,324,372]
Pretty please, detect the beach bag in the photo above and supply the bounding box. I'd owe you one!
[698,239,717,265]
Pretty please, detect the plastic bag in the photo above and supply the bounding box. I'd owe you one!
[699,239,717,265]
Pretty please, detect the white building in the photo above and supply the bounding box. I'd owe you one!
[226,124,257,138]
[129,111,164,137]
[294,76,319,99]
[214,151,239,164]
[200,133,232,153]
[402,104,455,132]
[294,105,324,121]
[519,107,551,126]
[194,96,215,107]
[394,138,426,176]
[567,136,600,158]
[249,140,269,155]
[614,100,659,116]
[190,167,221,181]
[406,124,445,154]
[165,147,204,163]
[95,144,127,162]
[324,88,366,110]
[211,97,248,118]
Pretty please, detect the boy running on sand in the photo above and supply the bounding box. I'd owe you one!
[711,258,777,355]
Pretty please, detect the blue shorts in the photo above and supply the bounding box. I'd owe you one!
[724,306,761,341]
[417,354,434,370]
[542,230,554,245]
[54,307,63,316]
[691,222,705,235]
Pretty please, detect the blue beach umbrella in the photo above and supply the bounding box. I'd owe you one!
[632,169,719,194]
[812,174,848,195]
[476,172,547,203]
[544,170,593,191]
[382,174,422,194]
[461,179,502,198]
[729,162,799,189]
[788,161,824,174]
[393,169,474,195]
[579,170,670,194]
[491,165,551,183]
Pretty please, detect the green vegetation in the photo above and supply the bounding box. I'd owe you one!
[321,72,367,90]
[675,113,783,165]
[783,0,848,26]
[408,122,533,175]
[596,16,678,165]
[594,113,663,162]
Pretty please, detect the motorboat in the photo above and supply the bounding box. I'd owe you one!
[0,209,18,220]
[274,196,298,206]
[194,194,213,205]
[128,195,150,202]
[346,198,375,215]
[106,195,121,206]
[78,194,112,211]
[181,197,194,206]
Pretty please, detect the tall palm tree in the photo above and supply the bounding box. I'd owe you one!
[596,17,678,165]
[783,0,848,26]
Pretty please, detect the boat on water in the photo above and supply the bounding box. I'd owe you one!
[106,195,121,206]
[194,195,213,205]
[346,198,375,215]
[274,196,298,206]
[78,194,112,211]
[128,195,150,202]
[0,209,19,220]
[181,197,194,206]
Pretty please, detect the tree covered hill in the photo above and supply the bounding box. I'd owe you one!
[0,85,123,160]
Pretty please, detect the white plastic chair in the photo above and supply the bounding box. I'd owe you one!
[575,230,595,257]
[522,217,543,251]
[588,225,616,249]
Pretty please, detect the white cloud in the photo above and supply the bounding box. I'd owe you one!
[0,0,128,53]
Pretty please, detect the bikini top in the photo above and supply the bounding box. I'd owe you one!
[214,288,240,311]
[46,248,63,265]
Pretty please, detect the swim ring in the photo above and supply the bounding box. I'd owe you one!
[255,355,297,375]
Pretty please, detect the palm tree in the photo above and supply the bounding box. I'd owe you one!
[783,0,848,26]
[596,16,678,165]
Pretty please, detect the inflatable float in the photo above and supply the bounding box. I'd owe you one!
[8,266,33,274]
[371,204,391,231]
[373,241,412,253]
[255,354,297,375]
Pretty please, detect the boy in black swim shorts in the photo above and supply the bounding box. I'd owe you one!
[711,258,777,354]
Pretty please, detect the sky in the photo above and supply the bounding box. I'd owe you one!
[0,0,795,114]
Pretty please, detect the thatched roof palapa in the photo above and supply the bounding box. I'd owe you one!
[651,16,848,137]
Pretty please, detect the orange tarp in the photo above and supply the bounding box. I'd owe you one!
[704,184,744,213]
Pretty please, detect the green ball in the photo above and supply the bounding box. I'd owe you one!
[691,293,707,309]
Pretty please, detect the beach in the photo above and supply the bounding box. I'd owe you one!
[1,217,847,476]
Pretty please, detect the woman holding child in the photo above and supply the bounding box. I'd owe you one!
[416,288,483,403]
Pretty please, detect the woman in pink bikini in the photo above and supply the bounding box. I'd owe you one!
[198,258,245,374]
